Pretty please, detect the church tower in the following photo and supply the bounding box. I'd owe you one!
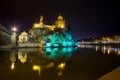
[33,16,44,28]
[55,14,65,28]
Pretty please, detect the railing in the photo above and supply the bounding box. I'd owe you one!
[0,24,11,35]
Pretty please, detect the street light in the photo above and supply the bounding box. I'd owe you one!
[11,26,17,47]
[12,27,17,32]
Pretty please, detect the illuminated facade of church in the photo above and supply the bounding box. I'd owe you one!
[17,15,76,47]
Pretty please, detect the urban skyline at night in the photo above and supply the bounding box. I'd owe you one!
[0,0,119,40]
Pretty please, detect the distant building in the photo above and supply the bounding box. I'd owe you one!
[18,31,28,43]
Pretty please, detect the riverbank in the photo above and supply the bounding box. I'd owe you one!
[98,66,120,80]
[78,42,120,47]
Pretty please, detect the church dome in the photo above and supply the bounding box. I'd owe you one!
[21,31,28,36]
[58,15,63,20]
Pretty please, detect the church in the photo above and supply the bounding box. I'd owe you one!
[17,15,76,47]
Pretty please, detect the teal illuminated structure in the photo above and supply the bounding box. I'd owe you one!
[45,47,77,59]
[18,15,76,47]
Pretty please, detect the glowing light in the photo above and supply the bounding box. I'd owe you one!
[20,58,27,63]
[57,62,66,76]
[46,48,52,52]
[114,48,118,53]
[117,50,120,55]
[44,25,55,30]
[12,27,17,32]
[46,43,52,47]
[58,15,63,20]
[58,72,63,76]
[33,65,41,71]
[11,63,15,70]
[46,63,54,68]
[18,52,27,63]
[33,65,41,75]
[53,44,59,47]
[44,47,76,59]
[58,62,65,69]
[101,46,107,54]
[95,46,99,51]
[33,23,40,28]
[53,48,58,51]
[107,50,111,54]
[55,15,65,28]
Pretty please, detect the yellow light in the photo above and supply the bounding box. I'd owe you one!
[45,25,55,31]
[117,50,120,54]
[20,58,27,63]
[33,65,41,75]
[58,62,65,69]
[18,52,27,63]
[55,15,65,28]
[33,65,41,71]
[58,15,63,20]
[107,50,110,54]
[33,23,40,28]
[58,23,64,28]
[11,63,15,70]
[58,72,63,76]
[95,46,98,51]
[46,62,54,68]
[61,25,64,28]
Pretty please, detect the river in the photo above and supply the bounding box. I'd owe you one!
[0,45,120,80]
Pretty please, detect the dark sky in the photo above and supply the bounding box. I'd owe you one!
[0,0,119,40]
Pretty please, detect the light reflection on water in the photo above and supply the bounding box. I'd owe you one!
[0,46,120,80]
[78,44,120,55]
[9,47,77,76]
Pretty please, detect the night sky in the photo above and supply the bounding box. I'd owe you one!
[0,0,119,40]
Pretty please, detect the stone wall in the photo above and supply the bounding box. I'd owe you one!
[18,42,39,47]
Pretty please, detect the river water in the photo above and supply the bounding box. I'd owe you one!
[0,45,120,80]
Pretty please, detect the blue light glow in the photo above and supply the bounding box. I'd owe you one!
[43,47,77,59]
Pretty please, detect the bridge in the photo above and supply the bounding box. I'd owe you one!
[0,24,11,46]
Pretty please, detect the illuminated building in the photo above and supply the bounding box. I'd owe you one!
[55,14,65,28]
[18,15,76,47]
[18,31,28,43]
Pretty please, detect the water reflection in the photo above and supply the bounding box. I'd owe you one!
[18,51,27,63]
[1,46,120,80]
[9,47,77,76]
[10,50,16,70]
[78,44,120,55]
[45,47,75,59]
